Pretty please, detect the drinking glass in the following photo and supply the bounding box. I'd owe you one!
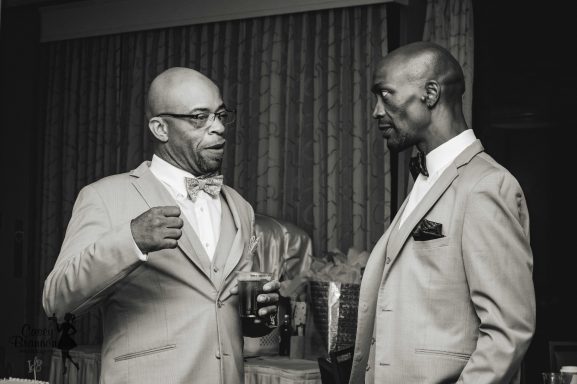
[237,271,273,319]
[542,372,571,384]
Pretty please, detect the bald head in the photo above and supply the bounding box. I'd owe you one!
[146,67,220,119]
[376,42,465,104]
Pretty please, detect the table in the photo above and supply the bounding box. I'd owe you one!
[245,356,321,384]
[49,346,101,384]
[50,346,321,384]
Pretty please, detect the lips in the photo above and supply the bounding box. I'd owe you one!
[378,123,394,136]
[206,141,226,150]
[378,121,393,129]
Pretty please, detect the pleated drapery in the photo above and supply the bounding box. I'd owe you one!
[423,0,474,127]
[35,5,391,345]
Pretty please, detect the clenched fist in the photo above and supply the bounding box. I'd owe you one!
[130,206,183,253]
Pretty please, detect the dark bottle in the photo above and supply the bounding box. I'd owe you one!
[279,313,291,356]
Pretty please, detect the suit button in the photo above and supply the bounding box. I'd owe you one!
[215,350,221,359]
[371,337,376,345]
[213,267,219,273]
[217,300,223,308]
[366,365,370,372]
[385,257,391,264]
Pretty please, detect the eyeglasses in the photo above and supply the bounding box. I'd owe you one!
[155,108,235,129]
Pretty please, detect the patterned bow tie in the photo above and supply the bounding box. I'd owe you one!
[185,174,223,201]
[409,151,429,180]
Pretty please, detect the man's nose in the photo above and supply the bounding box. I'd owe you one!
[209,117,226,135]
[372,100,385,119]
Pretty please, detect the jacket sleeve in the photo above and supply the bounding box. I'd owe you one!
[458,170,536,383]
[42,184,145,321]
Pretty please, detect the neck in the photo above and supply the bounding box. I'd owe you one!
[153,151,188,173]
[418,109,468,155]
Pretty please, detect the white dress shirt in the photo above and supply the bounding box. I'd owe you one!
[148,154,222,261]
[399,129,477,227]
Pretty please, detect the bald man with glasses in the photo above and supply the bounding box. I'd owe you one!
[43,67,279,384]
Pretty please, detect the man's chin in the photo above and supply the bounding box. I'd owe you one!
[386,141,401,153]
[199,157,223,174]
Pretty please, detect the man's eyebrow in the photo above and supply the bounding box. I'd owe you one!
[371,83,387,93]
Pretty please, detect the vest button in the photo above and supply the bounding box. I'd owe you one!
[385,257,391,264]
[213,267,219,273]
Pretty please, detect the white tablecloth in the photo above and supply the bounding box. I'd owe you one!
[50,347,321,384]
[49,346,101,384]
[245,356,321,384]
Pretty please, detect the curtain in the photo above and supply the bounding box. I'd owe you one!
[33,4,391,345]
[422,0,474,127]
[401,0,474,197]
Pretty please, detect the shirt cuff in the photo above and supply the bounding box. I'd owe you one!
[132,238,148,261]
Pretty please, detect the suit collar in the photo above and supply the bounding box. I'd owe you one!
[453,139,484,169]
[425,129,477,175]
[149,154,194,198]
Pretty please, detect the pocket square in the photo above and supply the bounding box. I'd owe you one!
[248,234,261,255]
[412,219,444,241]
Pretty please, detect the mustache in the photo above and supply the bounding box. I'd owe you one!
[377,120,394,128]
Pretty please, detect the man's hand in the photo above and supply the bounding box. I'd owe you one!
[130,206,183,254]
[232,279,281,337]
[231,279,280,323]
[255,280,280,319]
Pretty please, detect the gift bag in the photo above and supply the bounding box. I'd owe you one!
[308,280,360,354]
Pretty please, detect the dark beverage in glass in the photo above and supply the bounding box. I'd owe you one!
[237,271,272,318]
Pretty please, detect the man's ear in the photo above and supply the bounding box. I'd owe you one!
[424,80,440,108]
[148,117,169,142]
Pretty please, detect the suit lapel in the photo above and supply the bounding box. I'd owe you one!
[386,165,458,266]
[385,140,485,269]
[130,162,211,277]
[220,186,244,280]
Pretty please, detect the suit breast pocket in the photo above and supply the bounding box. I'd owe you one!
[114,344,176,362]
[412,241,465,285]
[412,236,450,250]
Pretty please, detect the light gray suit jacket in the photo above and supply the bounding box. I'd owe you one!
[43,162,256,384]
[349,141,536,384]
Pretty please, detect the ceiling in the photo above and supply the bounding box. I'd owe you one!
[3,0,85,8]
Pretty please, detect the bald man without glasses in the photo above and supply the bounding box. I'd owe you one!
[349,42,535,384]
[43,67,279,384]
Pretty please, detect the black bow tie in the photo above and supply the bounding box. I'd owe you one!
[409,151,429,180]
